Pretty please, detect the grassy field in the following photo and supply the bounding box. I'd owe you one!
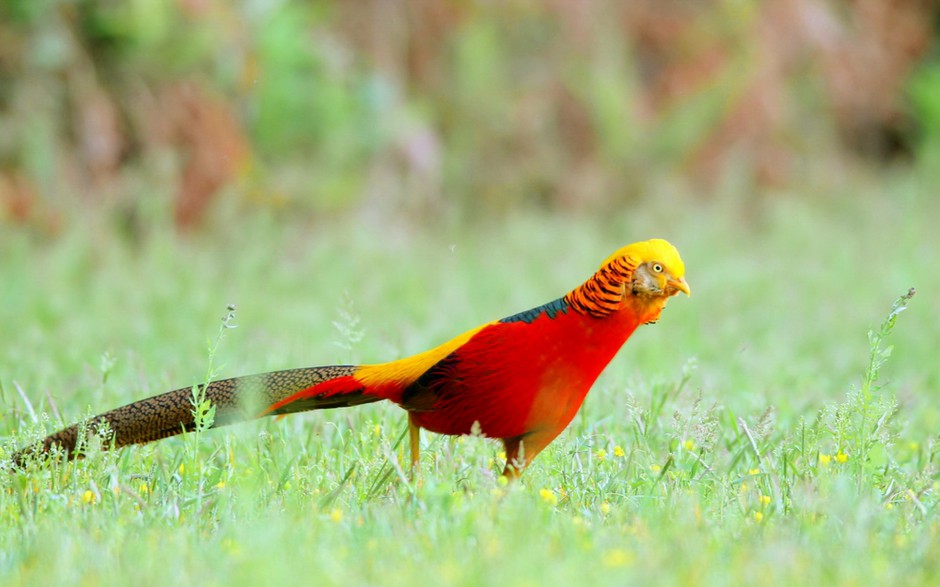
[1,175,938,585]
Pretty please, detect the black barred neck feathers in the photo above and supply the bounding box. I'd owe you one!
[564,254,636,318]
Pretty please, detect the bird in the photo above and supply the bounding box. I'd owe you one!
[12,238,689,477]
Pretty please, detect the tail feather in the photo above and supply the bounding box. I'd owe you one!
[12,365,374,466]
[264,374,369,416]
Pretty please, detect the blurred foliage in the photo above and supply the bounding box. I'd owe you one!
[0,0,938,232]
[908,55,940,171]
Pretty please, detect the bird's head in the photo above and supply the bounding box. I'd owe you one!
[605,238,690,300]
[598,239,689,324]
[565,238,690,321]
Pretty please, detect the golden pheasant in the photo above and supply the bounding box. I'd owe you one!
[13,239,689,477]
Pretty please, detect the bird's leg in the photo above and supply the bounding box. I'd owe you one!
[502,437,527,479]
[408,413,421,480]
[502,432,556,479]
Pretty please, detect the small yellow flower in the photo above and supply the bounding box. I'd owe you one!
[613,446,625,458]
[602,548,633,568]
[283,481,291,490]
[497,450,507,461]
[740,482,749,493]
[373,424,381,436]
[82,490,96,505]
[139,483,150,495]
[835,451,848,463]
[759,495,771,506]
[330,508,343,523]
[683,440,695,451]
[819,453,831,465]
[215,480,226,489]
[595,449,607,462]
[178,463,185,475]
[650,464,661,473]
[748,468,760,476]
[221,538,242,556]
[753,511,764,523]
[539,488,558,506]
[600,502,611,515]
[885,502,895,510]
[112,486,121,495]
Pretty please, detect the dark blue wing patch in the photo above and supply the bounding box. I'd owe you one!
[499,297,569,324]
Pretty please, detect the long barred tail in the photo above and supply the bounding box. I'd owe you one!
[12,365,376,466]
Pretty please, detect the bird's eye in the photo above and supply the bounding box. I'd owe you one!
[651,263,663,273]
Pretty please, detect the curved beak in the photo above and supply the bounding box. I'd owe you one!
[668,276,691,297]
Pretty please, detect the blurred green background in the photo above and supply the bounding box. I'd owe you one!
[2,0,939,230]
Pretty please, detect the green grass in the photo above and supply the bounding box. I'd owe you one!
[1,176,939,585]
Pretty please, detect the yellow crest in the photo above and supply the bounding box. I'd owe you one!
[602,239,685,277]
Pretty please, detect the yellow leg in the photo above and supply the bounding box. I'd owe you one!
[408,413,421,474]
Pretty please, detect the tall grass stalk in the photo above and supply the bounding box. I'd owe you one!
[854,288,916,490]
[187,304,236,512]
